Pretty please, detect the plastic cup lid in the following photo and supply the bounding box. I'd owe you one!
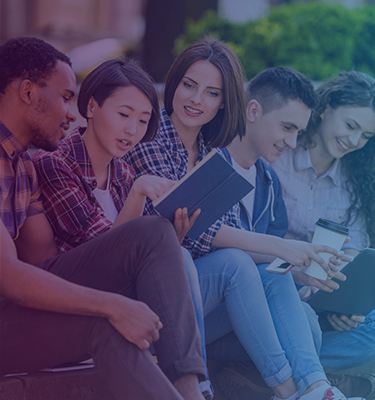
[316,218,349,235]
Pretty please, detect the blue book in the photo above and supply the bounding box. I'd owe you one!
[153,149,254,239]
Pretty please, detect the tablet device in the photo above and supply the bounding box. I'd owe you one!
[307,248,375,316]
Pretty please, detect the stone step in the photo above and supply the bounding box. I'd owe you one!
[0,368,115,400]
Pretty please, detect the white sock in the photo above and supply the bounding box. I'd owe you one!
[300,383,339,400]
[273,392,299,400]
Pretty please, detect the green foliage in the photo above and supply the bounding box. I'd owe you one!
[175,4,375,81]
[352,6,375,77]
[174,10,245,60]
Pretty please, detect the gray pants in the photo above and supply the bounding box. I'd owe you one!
[0,216,206,399]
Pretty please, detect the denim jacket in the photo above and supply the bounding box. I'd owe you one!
[220,148,288,238]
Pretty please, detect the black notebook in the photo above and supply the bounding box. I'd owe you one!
[307,248,375,316]
[153,149,254,239]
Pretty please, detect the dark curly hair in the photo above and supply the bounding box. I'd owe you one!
[164,38,246,148]
[0,37,71,96]
[299,71,375,247]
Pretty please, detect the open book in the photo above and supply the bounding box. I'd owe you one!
[153,149,254,239]
[39,359,95,373]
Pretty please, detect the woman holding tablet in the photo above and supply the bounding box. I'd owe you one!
[33,58,211,399]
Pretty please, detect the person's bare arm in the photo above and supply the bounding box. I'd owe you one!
[212,224,352,273]
[1,219,162,349]
[112,175,176,228]
[113,175,200,244]
[14,212,58,266]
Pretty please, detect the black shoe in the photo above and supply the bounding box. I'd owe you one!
[215,362,272,400]
[327,373,375,400]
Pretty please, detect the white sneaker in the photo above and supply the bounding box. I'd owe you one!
[297,386,366,400]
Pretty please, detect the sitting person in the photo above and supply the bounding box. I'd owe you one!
[270,70,375,398]
[0,36,206,400]
[33,56,212,399]
[125,40,359,400]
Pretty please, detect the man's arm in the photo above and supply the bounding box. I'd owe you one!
[212,224,352,272]
[14,212,58,266]
[1,219,162,350]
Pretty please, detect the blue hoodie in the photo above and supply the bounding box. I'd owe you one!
[220,148,288,238]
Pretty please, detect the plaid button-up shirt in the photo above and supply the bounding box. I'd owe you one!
[124,107,242,259]
[33,127,134,253]
[0,122,44,239]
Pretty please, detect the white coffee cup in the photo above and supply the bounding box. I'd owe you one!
[304,218,349,280]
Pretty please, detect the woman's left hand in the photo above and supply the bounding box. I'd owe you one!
[327,313,365,331]
[173,208,200,244]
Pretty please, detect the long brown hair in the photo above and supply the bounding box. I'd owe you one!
[164,39,246,148]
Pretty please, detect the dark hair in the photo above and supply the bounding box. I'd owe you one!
[0,37,71,96]
[164,39,246,148]
[77,58,160,142]
[247,66,317,114]
[300,71,375,247]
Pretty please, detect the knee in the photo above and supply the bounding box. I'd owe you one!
[124,215,175,238]
[216,249,259,281]
[115,216,179,253]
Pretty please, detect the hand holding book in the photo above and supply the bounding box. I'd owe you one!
[153,149,254,239]
[173,207,201,243]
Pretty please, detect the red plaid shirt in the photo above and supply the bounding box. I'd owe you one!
[0,122,44,239]
[33,127,135,253]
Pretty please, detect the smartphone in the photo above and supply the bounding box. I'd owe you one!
[265,257,294,275]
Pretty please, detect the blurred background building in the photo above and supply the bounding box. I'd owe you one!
[1,0,370,82]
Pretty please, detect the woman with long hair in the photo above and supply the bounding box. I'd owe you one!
[270,71,375,385]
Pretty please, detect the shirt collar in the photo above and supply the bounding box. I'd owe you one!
[293,144,341,187]
[0,122,28,159]
[64,127,125,189]
[160,107,208,163]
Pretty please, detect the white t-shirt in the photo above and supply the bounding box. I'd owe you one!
[231,158,257,220]
[93,170,118,224]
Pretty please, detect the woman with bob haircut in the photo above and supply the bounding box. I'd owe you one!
[270,71,375,392]
[33,57,211,399]
[125,39,354,400]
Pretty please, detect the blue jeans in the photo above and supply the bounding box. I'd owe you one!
[316,308,375,373]
[195,248,327,395]
[181,247,213,397]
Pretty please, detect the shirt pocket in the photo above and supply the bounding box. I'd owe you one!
[324,206,348,225]
[283,196,298,220]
